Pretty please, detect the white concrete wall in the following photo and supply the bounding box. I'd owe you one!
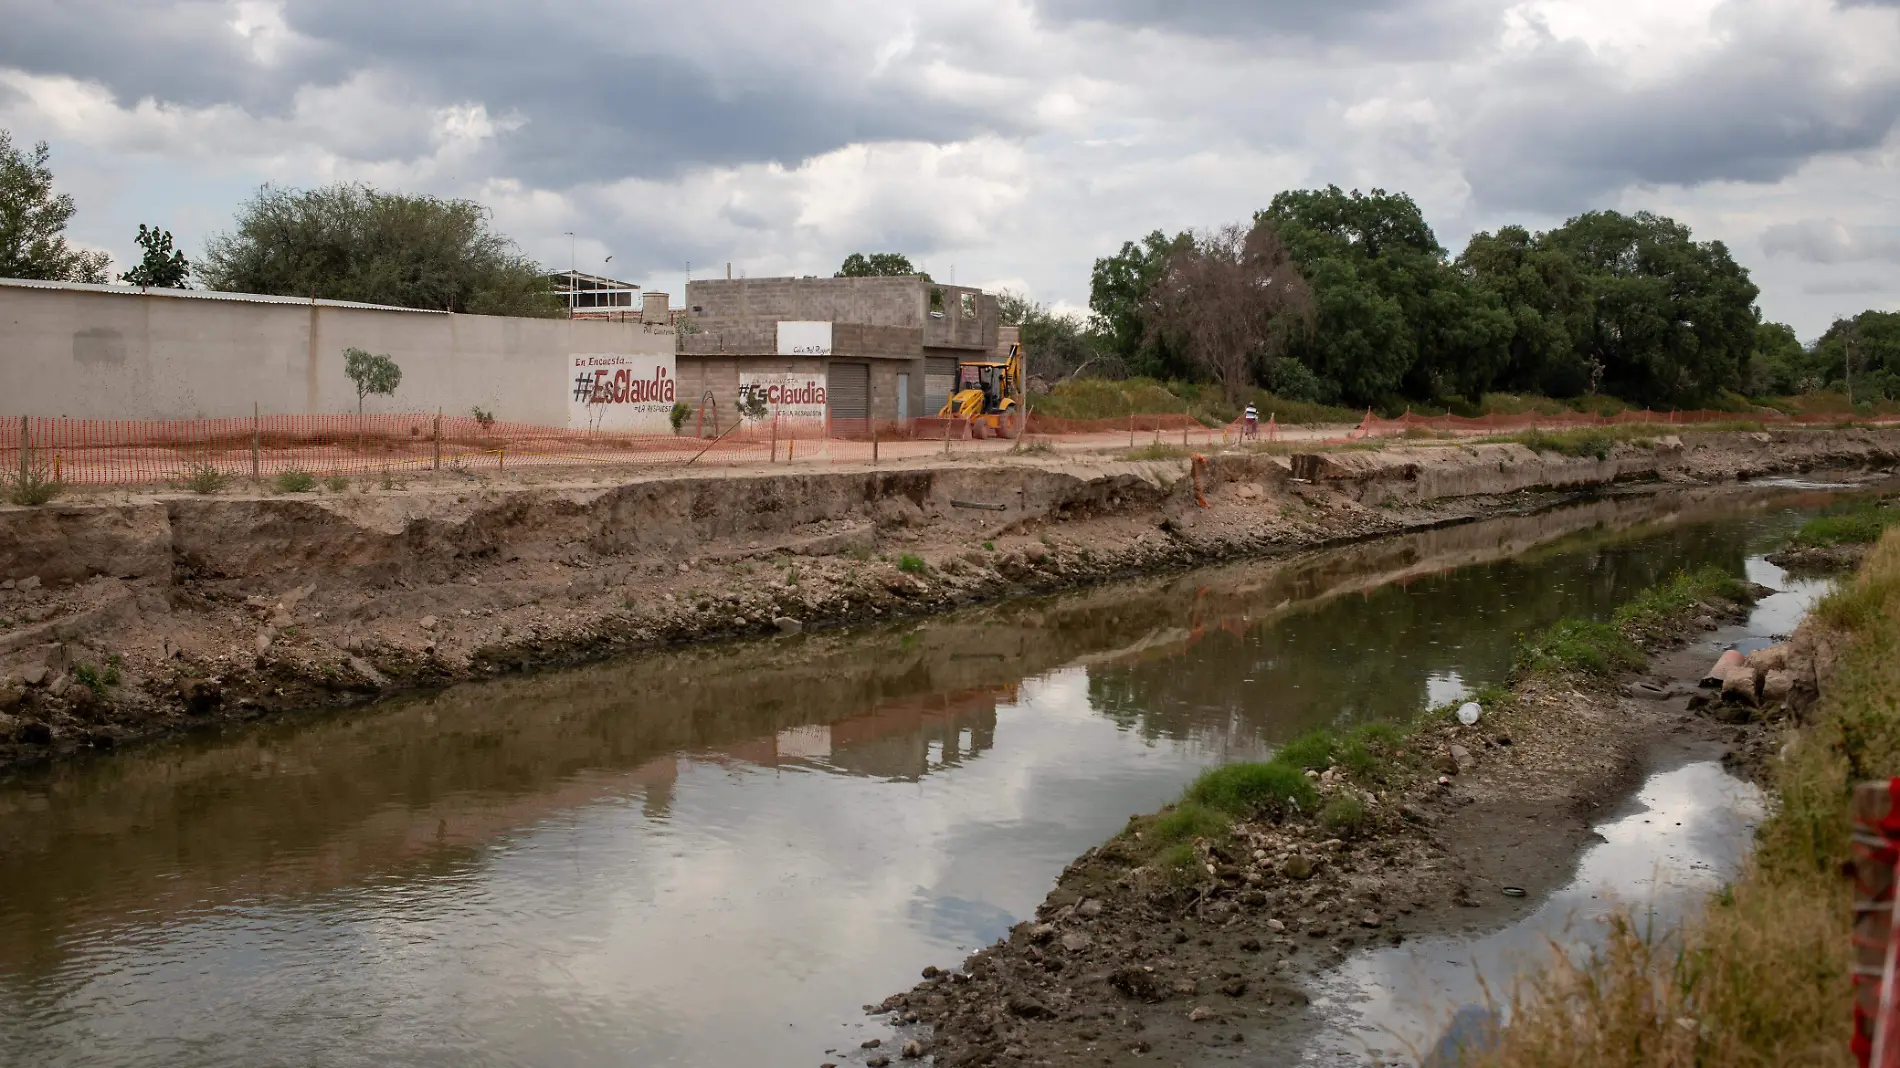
[0,282,676,424]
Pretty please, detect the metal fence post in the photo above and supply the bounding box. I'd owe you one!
[250,403,260,483]
[18,415,28,485]
[433,409,441,471]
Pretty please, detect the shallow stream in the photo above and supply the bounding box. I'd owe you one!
[0,481,1873,1067]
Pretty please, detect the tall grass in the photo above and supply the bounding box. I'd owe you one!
[1474,529,1900,1068]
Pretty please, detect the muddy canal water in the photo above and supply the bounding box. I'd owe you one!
[0,483,1865,1067]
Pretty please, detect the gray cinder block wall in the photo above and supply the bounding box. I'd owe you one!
[0,279,674,423]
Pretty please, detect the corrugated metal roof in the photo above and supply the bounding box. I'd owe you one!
[0,276,448,314]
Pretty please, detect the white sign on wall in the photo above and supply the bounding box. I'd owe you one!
[738,372,828,423]
[568,353,678,431]
[776,321,833,356]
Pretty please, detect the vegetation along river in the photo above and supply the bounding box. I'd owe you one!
[0,479,1873,1067]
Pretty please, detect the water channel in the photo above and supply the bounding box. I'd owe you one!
[0,480,1876,1067]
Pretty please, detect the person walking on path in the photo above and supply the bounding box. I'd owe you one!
[1244,402,1259,441]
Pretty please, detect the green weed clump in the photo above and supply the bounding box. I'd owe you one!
[1146,800,1234,849]
[1501,427,1629,460]
[1124,443,1192,462]
[1790,500,1899,548]
[182,464,227,494]
[897,553,927,574]
[324,472,351,493]
[1612,565,1753,642]
[1515,618,1643,677]
[1152,841,1200,873]
[1319,794,1370,836]
[1274,729,1339,772]
[1185,761,1318,818]
[6,456,63,506]
[72,657,118,697]
[1515,566,1750,678]
[273,469,317,494]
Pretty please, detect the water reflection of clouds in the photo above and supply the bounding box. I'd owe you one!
[1304,762,1765,1065]
[1424,671,1471,708]
[0,669,1216,1068]
[1744,556,1836,639]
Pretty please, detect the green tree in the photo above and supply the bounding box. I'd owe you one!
[1812,311,1900,401]
[995,289,1103,382]
[1460,225,1594,396]
[343,347,402,414]
[0,129,110,282]
[199,183,562,316]
[835,252,928,279]
[120,223,190,288]
[1537,210,1759,406]
[1088,229,1192,378]
[1258,186,1510,406]
[1747,321,1808,396]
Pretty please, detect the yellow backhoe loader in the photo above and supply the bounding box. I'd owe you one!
[937,342,1024,439]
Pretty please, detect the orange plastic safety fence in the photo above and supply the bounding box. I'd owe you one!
[0,413,1083,486]
[1345,407,1900,440]
[7,406,1892,488]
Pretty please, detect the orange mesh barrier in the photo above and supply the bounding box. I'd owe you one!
[1,406,1892,488]
[1344,407,1900,440]
[1023,412,1209,435]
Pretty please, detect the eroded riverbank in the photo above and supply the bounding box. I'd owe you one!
[0,479,1882,1067]
[2,429,1897,771]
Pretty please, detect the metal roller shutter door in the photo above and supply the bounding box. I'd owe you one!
[827,361,870,424]
[924,356,959,415]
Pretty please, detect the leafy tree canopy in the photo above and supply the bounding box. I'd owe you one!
[0,129,110,283]
[121,223,190,288]
[1537,211,1759,406]
[835,252,929,280]
[199,183,562,317]
[1747,321,1807,396]
[1259,186,1510,406]
[1811,310,1900,401]
[1087,229,1192,379]
[995,289,1105,383]
[342,347,402,414]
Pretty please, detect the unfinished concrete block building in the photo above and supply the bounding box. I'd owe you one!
[676,275,1000,430]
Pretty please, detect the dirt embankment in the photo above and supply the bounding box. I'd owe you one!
[0,429,1894,772]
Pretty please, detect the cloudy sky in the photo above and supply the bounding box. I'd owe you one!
[3,0,1897,338]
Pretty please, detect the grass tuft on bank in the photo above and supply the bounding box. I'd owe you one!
[1515,566,1754,678]
[1472,528,1900,1068]
[1127,716,1436,869]
[1791,499,1900,549]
